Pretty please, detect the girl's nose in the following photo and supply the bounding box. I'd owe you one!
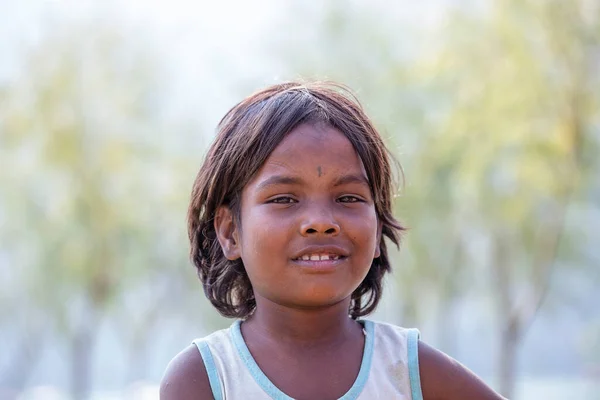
[299,207,340,236]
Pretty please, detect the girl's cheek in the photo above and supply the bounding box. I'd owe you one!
[350,211,378,227]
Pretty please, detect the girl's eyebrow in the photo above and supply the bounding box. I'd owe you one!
[255,173,370,192]
[255,175,303,191]
[332,173,370,188]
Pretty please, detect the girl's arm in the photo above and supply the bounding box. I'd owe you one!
[160,344,214,400]
[419,341,507,400]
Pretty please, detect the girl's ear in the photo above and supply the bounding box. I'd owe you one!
[374,221,383,259]
[214,206,241,260]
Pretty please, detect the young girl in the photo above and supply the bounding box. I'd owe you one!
[161,82,505,400]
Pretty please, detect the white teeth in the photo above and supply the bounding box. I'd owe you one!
[298,254,341,261]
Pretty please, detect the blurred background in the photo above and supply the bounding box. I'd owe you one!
[0,0,599,399]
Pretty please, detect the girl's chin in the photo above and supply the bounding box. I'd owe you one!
[272,293,354,311]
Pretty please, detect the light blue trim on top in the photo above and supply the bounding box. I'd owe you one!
[230,319,375,400]
[338,319,374,400]
[406,329,423,400]
[193,339,224,400]
[230,320,293,400]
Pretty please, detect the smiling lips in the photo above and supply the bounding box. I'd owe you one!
[295,253,341,261]
[291,246,349,272]
[292,248,348,272]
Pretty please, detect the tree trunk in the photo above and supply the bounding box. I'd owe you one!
[0,333,42,396]
[437,296,458,356]
[70,323,96,400]
[492,233,521,399]
[128,338,149,383]
[498,317,520,399]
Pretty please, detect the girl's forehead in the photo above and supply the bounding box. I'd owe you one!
[249,123,369,185]
[270,123,356,158]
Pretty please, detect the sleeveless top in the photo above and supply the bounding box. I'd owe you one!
[192,320,424,400]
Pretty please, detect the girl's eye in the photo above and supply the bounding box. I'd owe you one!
[269,196,297,204]
[338,195,362,203]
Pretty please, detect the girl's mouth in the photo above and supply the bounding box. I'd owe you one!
[291,253,348,272]
[291,246,349,271]
[294,253,341,261]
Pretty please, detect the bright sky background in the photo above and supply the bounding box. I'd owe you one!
[0,0,447,134]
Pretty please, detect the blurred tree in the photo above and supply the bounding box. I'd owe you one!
[422,0,600,396]
[0,21,200,398]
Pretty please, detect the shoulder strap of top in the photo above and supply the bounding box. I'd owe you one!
[193,339,224,400]
[406,329,424,400]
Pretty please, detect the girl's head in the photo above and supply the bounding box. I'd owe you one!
[188,81,404,319]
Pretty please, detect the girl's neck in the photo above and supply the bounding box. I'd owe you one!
[242,297,361,347]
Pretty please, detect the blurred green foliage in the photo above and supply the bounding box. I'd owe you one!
[0,23,210,399]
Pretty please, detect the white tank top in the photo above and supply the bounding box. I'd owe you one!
[192,319,424,400]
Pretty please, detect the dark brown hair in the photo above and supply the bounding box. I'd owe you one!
[188,81,404,319]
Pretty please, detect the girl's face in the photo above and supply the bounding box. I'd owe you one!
[222,123,381,311]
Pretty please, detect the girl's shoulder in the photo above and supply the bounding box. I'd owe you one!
[160,325,232,400]
[417,340,506,399]
[159,344,212,400]
[367,319,505,400]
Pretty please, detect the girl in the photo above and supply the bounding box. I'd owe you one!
[161,82,505,400]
